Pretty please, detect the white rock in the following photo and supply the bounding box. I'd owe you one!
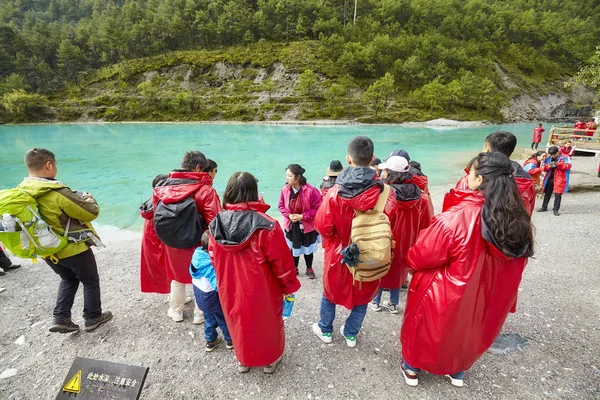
[14,336,25,345]
[0,369,18,379]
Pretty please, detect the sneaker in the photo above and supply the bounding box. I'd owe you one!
[306,268,316,279]
[537,207,548,212]
[4,264,21,270]
[445,372,465,387]
[193,313,205,325]
[383,302,399,314]
[401,362,419,387]
[226,341,234,350]
[205,337,223,352]
[339,324,356,348]
[368,301,381,311]
[312,323,332,344]
[167,308,184,322]
[553,210,560,216]
[49,317,80,333]
[84,311,113,332]
[238,363,250,373]
[263,355,283,374]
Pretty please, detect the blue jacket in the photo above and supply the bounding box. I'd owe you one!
[190,247,222,314]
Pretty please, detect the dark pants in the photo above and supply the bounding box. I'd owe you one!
[0,249,12,269]
[292,253,314,269]
[531,142,540,150]
[204,310,232,343]
[542,179,562,212]
[45,248,102,320]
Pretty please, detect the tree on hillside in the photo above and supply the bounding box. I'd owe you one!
[363,72,395,116]
[571,44,600,105]
[57,39,85,86]
[413,78,445,111]
[297,69,319,97]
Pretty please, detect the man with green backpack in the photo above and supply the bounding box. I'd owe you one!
[1,148,112,333]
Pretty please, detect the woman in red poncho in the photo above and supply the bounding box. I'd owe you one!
[400,152,534,388]
[209,172,301,374]
[139,174,170,294]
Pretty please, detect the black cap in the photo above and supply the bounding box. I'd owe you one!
[389,149,411,161]
[326,160,343,176]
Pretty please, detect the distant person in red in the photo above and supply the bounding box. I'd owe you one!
[319,160,343,198]
[531,123,545,150]
[574,119,587,138]
[539,146,572,216]
[369,156,423,314]
[400,152,534,388]
[452,131,535,215]
[139,174,170,294]
[586,120,597,138]
[210,172,301,373]
[153,151,221,324]
[559,140,575,158]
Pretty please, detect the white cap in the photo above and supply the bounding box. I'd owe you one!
[378,156,409,173]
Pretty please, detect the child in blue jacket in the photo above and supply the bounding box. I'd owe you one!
[190,231,232,352]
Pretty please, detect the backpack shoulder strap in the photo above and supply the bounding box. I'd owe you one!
[374,185,390,213]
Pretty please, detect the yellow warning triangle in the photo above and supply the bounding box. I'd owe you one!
[63,370,81,394]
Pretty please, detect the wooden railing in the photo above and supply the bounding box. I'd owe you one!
[547,126,600,147]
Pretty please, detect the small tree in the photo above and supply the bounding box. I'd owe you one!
[297,69,319,97]
[363,72,395,116]
[414,78,445,111]
[323,83,347,117]
[57,39,85,86]
[1,90,50,122]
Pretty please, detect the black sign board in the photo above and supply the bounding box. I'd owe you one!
[56,357,149,400]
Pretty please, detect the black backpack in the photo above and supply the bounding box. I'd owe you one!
[154,196,205,249]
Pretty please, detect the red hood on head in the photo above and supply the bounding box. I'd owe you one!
[153,171,212,204]
[411,175,429,191]
[225,201,271,214]
[339,185,381,212]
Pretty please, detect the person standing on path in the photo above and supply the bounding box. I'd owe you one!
[532,123,545,150]
[400,152,534,388]
[312,136,396,348]
[153,151,221,324]
[0,248,21,276]
[278,164,322,279]
[538,146,572,216]
[210,172,300,373]
[17,148,112,333]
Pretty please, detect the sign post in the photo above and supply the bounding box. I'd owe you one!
[56,357,149,400]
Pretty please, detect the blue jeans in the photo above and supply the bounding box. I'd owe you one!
[318,293,368,337]
[204,311,231,343]
[372,288,400,305]
[403,361,465,379]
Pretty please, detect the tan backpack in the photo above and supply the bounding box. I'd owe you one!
[347,185,394,283]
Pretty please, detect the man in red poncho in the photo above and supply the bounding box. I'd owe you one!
[452,131,535,215]
[139,174,170,294]
[312,136,396,348]
[153,151,221,324]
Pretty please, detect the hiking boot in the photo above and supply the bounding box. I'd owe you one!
[537,207,548,212]
[445,371,465,387]
[263,355,283,374]
[85,311,113,332]
[306,268,316,279]
[401,362,419,387]
[205,337,223,352]
[4,264,21,271]
[167,308,184,322]
[226,341,234,350]
[339,324,356,348]
[193,313,205,325]
[368,301,381,312]
[49,317,80,333]
[312,323,332,344]
[238,363,250,373]
[553,210,560,216]
[383,302,399,314]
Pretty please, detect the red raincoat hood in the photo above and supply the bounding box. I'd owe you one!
[411,174,429,191]
[336,166,384,211]
[154,170,213,204]
[209,202,274,251]
[389,182,421,209]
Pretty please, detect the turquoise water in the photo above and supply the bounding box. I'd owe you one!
[0,123,541,230]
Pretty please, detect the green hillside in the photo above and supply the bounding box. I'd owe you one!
[0,0,598,123]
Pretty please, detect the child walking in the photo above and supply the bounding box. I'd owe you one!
[190,231,232,352]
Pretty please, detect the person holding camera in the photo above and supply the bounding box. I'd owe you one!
[538,146,572,216]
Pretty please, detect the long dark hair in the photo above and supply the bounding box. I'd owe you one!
[222,172,259,208]
[474,152,534,258]
[286,164,307,185]
[383,170,412,184]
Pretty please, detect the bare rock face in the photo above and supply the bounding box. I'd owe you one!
[501,85,596,122]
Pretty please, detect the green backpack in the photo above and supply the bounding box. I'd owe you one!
[0,188,68,258]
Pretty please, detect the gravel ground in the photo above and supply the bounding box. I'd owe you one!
[1,189,600,399]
